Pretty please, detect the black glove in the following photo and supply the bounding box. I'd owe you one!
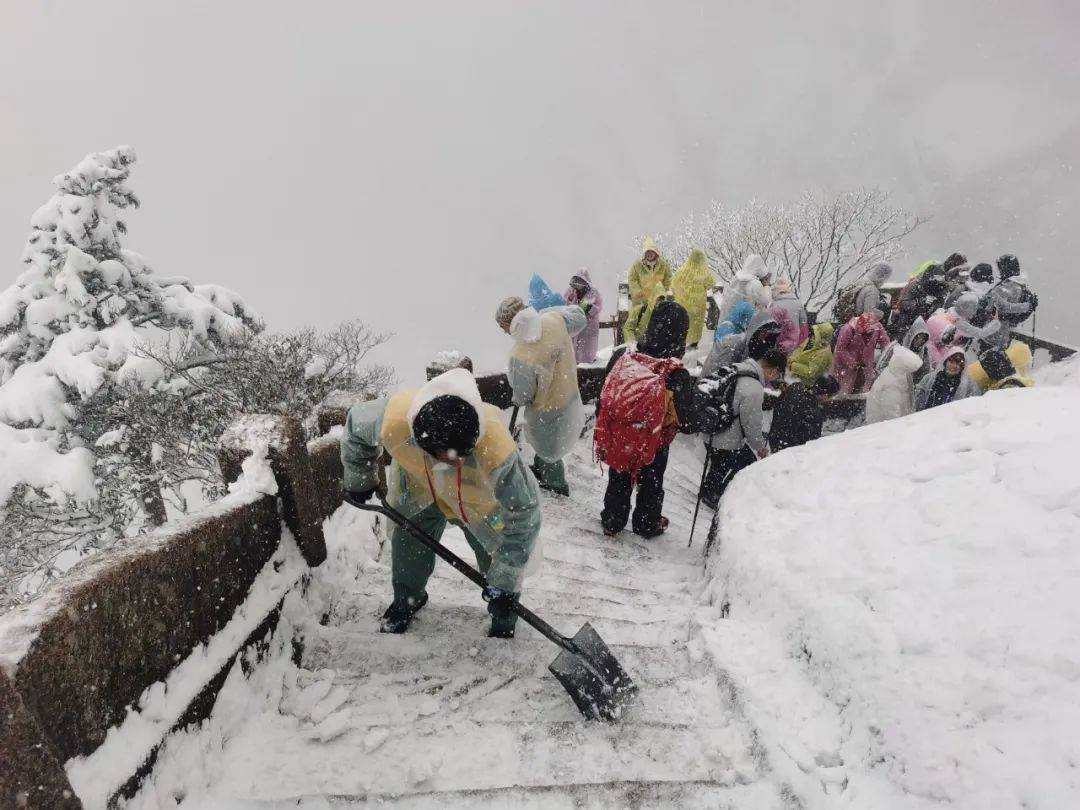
[344,487,375,505]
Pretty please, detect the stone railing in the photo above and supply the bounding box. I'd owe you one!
[0,392,367,809]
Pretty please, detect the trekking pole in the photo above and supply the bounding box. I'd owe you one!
[688,433,714,548]
[508,405,519,433]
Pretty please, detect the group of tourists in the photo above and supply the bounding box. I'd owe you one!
[338,239,1039,641]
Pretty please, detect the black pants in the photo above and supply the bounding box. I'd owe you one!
[700,444,757,507]
[602,446,669,535]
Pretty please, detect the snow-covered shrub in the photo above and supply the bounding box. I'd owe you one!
[0,147,392,606]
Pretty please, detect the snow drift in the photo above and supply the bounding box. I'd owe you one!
[704,376,1080,807]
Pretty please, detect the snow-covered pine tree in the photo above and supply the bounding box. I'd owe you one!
[0,146,262,599]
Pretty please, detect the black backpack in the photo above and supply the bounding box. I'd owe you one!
[833,281,866,325]
[694,365,759,434]
[973,282,1038,327]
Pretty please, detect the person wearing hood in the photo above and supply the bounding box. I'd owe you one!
[698,321,780,510]
[950,292,1002,346]
[892,263,950,335]
[700,308,780,379]
[771,276,810,347]
[342,369,542,638]
[855,262,893,317]
[925,311,962,368]
[864,345,923,425]
[788,322,835,385]
[597,301,697,538]
[978,347,1035,391]
[716,253,772,325]
[968,342,1034,391]
[671,248,716,348]
[624,237,672,344]
[712,300,755,344]
[945,262,994,309]
[768,354,839,452]
[527,273,566,311]
[564,269,603,364]
[831,312,890,395]
[876,316,931,386]
[914,346,982,411]
[496,297,586,497]
[980,254,1039,351]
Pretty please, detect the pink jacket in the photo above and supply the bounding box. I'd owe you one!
[769,304,801,355]
[831,313,890,394]
[926,311,961,368]
[564,269,603,364]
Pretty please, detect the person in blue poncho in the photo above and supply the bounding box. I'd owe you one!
[712,300,756,344]
[528,274,566,311]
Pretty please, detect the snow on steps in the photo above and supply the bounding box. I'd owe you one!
[128,438,821,809]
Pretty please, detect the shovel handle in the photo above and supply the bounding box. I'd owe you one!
[343,493,582,657]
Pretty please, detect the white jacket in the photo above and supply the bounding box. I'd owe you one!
[864,345,922,425]
[716,254,771,324]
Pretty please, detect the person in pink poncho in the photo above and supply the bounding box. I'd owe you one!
[563,269,603,363]
[831,312,890,394]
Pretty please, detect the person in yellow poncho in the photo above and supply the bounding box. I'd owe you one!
[671,248,716,348]
[623,237,672,344]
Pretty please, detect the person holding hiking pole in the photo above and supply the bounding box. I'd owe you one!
[340,368,542,638]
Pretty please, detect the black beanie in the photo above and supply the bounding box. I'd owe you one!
[638,300,690,359]
[980,348,1015,382]
[748,323,782,360]
[943,252,967,272]
[970,263,993,284]
[412,395,480,458]
[997,254,1021,279]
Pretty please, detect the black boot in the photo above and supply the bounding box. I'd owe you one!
[487,592,519,639]
[379,591,428,634]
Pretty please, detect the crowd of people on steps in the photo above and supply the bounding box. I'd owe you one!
[338,238,1040,640]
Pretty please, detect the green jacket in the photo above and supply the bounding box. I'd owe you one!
[671,249,716,345]
[341,395,541,591]
[788,322,835,384]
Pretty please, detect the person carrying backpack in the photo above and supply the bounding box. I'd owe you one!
[978,254,1038,351]
[835,262,894,324]
[595,301,696,538]
[891,263,949,336]
[696,321,781,511]
[767,353,838,452]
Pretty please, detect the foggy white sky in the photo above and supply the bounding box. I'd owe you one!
[3,1,1078,381]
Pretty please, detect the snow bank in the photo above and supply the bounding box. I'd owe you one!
[703,383,1080,807]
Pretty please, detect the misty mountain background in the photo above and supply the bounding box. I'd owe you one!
[3,1,1077,381]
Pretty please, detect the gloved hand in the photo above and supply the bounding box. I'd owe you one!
[482,585,512,604]
[343,487,376,505]
[581,302,593,316]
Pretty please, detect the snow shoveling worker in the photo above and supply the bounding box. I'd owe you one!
[671,248,716,349]
[496,296,586,497]
[564,268,603,364]
[341,368,542,638]
[623,237,672,344]
[595,300,697,538]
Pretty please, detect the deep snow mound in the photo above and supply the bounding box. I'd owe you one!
[708,382,1080,808]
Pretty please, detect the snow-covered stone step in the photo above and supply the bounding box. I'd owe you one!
[214,714,764,801]
[251,779,786,809]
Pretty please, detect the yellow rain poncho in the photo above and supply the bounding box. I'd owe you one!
[671,248,716,346]
[624,237,672,344]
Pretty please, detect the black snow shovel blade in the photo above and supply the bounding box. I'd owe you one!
[344,493,638,721]
[548,622,638,721]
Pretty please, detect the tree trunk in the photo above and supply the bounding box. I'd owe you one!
[142,485,168,527]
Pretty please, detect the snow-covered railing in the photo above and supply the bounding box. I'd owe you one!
[0,394,367,809]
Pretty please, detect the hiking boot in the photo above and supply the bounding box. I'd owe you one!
[379,591,428,634]
[603,526,620,537]
[487,592,519,639]
[635,516,669,540]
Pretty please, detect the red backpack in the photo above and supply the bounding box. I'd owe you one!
[594,351,683,478]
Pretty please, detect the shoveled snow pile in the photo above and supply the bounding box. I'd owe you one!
[702,382,1080,808]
